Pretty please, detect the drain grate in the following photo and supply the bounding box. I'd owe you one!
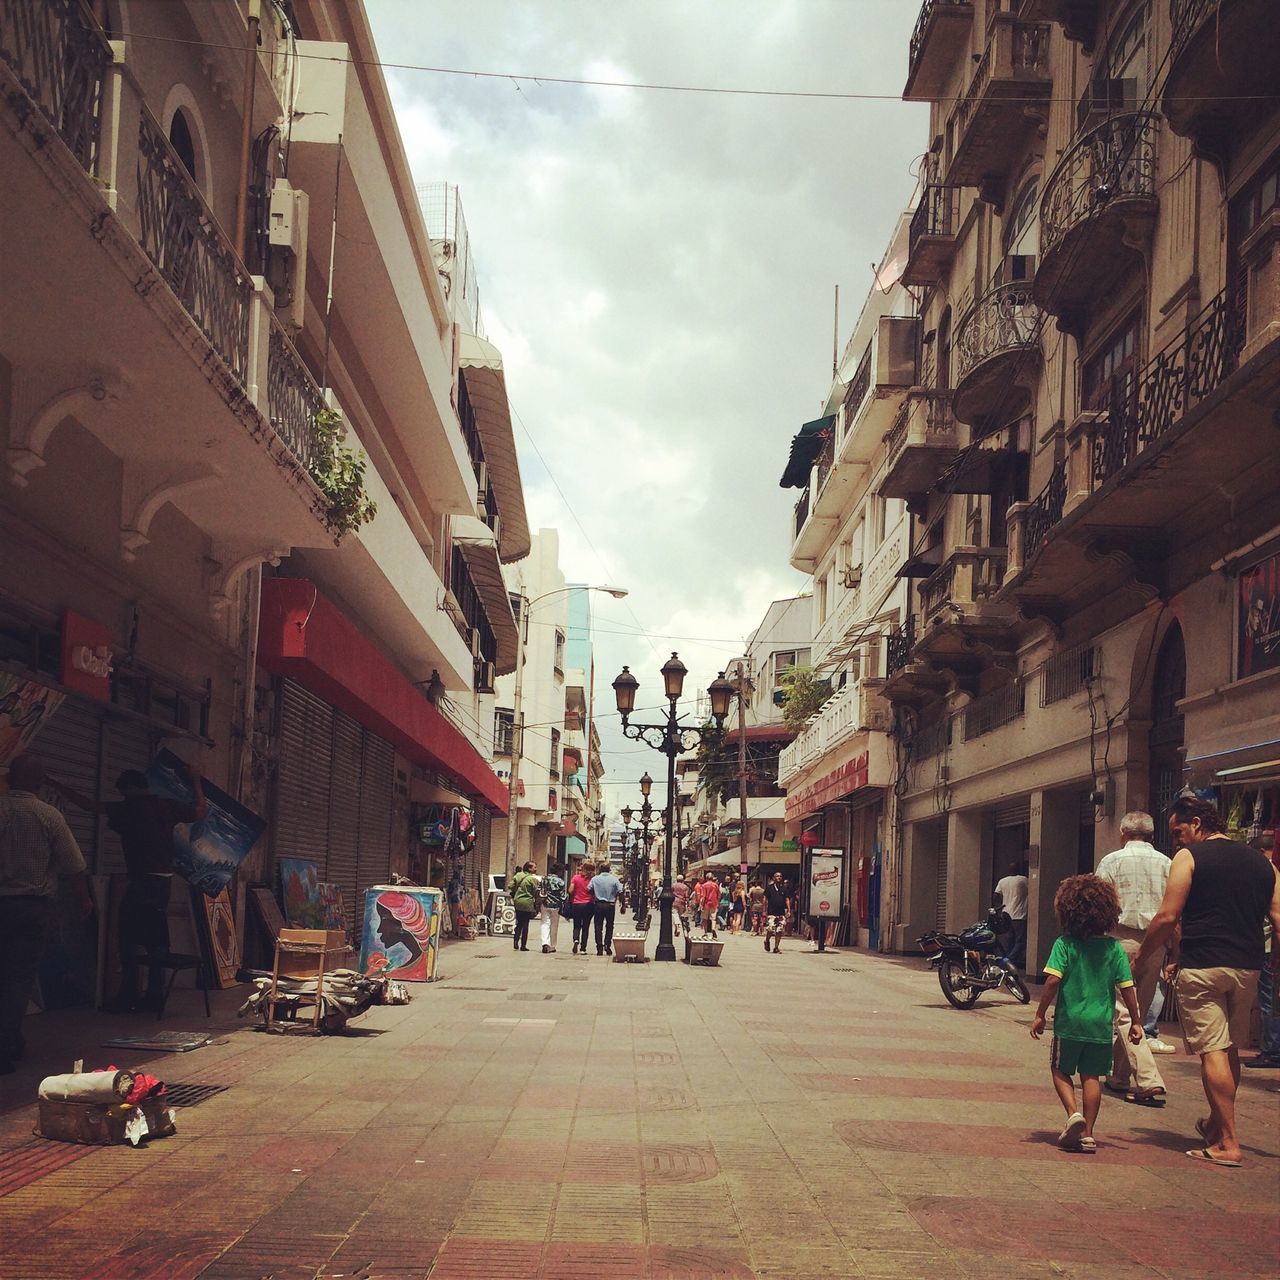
[438,985,508,992]
[164,1083,227,1109]
[831,967,858,973]
[473,954,500,959]
[508,992,566,1002]
[558,976,588,982]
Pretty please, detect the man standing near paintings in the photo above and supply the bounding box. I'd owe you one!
[55,760,206,1011]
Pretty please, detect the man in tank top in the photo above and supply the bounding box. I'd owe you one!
[1133,794,1280,1167]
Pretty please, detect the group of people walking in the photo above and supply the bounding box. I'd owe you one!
[674,869,793,951]
[1030,796,1280,1166]
[506,859,623,956]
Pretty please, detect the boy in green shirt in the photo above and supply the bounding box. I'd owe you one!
[1032,874,1143,1152]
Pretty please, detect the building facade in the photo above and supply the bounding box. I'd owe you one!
[884,0,1280,968]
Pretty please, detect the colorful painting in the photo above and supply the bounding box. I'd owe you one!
[317,881,346,931]
[194,885,241,988]
[146,750,264,897]
[1239,551,1280,679]
[359,885,442,982]
[0,673,65,770]
[280,857,323,927]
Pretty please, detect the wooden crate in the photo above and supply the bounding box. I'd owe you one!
[611,935,646,963]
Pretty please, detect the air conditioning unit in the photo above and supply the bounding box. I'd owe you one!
[840,566,862,589]
[476,660,497,692]
[266,179,308,331]
[470,629,483,658]
[1076,78,1137,132]
[875,315,921,389]
[475,461,489,504]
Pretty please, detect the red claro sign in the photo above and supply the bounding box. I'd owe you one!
[60,610,113,701]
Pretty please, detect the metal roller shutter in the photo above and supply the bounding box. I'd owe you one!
[355,730,394,908]
[994,796,1031,827]
[934,816,950,931]
[273,681,334,878]
[326,711,363,913]
[32,698,104,870]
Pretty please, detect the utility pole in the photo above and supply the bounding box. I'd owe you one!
[504,592,528,879]
[735,660,749,875]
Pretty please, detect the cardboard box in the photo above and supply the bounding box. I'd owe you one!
[275,928,352,979]
[36,1097,176,1146]
[684,937,724,967]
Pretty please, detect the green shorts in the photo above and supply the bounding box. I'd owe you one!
[1051,1036,1111,1078]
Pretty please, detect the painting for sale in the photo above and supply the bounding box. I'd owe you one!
[359,885,442,982]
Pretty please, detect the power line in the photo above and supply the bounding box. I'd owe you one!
[115,29,1278,107]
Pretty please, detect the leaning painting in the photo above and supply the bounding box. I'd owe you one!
[359,886,442,982]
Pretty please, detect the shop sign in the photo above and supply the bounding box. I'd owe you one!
[60,610,113,701]
[807,849,844,918]
[785,752,869,821]
[1239,552,1280,679]
[780,838,799,852]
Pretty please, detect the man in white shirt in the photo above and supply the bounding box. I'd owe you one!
[992,859,1029,967]
[1096,811,1170,1104]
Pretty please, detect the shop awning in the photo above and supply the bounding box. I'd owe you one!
[779,415,836,489]
[458,334,531,562]
[451,515,519,674]
[258,579,509,813]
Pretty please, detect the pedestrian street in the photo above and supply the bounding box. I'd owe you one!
[0,933,1275,1279]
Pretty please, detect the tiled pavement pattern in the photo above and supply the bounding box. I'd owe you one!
[0,937,1277,1278]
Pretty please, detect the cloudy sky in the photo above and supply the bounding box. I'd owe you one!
[366,0,926,814]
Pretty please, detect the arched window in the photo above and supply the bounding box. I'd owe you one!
[1004,177,1040,261]
[1080,2,1151,126]
[168,108,197,181]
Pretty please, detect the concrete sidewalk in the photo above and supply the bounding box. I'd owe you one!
[0,933,1275,1278]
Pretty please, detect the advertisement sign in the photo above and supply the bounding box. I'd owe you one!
[807,849,844,919]
[60,610,113,701]
[1239,552,1280,679]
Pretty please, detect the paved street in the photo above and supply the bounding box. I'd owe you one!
[0,934,1277,1280]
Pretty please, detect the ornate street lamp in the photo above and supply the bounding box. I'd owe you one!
[612,657,732,961]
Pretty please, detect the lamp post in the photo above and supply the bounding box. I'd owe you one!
[633,775,655,928]
[505,584,627,878]
[612,655,734,961]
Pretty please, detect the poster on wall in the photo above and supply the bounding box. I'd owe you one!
[1239,551,1280,679]
[807,849,845,919]
[359,885,442,982]
[146,749,265,897]
[0,673,65,770]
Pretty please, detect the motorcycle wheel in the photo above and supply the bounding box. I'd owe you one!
[1003,967,1031,1004]
[938,959,981,1009]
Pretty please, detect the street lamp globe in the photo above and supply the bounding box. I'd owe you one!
[660,652,687,701]
[707,671,735,725]
[639,771,653,798]
[612,666,639,719]
[620,805,633,825]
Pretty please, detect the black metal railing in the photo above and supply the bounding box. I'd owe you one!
[1023,457,1066,558]
[1041,111,1160,260]
[793,486,811,540]
[913,714,952,761]
[0,0,111,172]
[886,617,916,677]
[844,341,873,421]
[963,678,1026,741]
[909,184,957,257]
[814,431,836,494]
[267,322,322,471]
[1041,642,1099,707]
[1169,0,1216,60]
[136,104,252,382]
[955,282,1040,386]
[884,400,911,469]
[909,0,972,81]
[1092,290,1241,486]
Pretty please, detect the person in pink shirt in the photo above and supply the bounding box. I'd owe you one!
[568,861,595,955]
[695,870,721,937]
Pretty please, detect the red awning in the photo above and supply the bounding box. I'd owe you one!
[258,579,508,814]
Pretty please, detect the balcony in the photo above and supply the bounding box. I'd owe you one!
[1035,113,1159,332]
[0,4,343,561]
[946,15,1052,204]
[913,546,1017,682]
[882,617,950,707]
[879,391,963,499]
[952,283,1043,426]
[1003,288,1278,615]
[836,316,921,468]
[1163,0,1279,164]
[904,185,960,287]
[776,679,891,788]
[904,1,974,103]
[1023,1,1099,50]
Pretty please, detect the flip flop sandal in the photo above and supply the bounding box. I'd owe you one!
[1125,1090,1167,1107]
[1185,1147,1241,1168]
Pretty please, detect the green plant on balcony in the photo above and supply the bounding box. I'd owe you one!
[778,664,831,730]
[311,407,377,542]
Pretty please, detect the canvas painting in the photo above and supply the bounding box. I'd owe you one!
[0,673,65,769]
[317,881,346,931]
[359,885,442,982]
[146,749,264,897]
[280,857,323,928]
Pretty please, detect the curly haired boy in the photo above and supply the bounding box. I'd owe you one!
[1031,874,1143,1152]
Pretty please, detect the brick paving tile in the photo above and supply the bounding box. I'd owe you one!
[0,936,1275,1279]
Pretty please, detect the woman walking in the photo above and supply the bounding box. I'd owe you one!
[509,861,540,952]
[730,879,747,934]
[569,860,595,955]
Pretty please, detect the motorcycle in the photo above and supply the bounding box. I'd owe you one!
[918,910,1030,1008]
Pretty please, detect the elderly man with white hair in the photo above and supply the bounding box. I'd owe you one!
[1096,810,1170,1106]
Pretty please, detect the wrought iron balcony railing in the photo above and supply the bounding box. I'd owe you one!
[1170,0,1218,59]
[793,486,811,541]
[955,282,1040,387]
[1040,111,1160,262]
[909,1,973,84]
[1022,458,1066,559]
[886,617,916,677]
[1092,290,1241,486]
[267,322,323,471]
[909,184,957,256]
[0,0,110,171]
